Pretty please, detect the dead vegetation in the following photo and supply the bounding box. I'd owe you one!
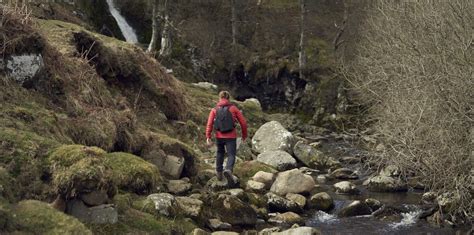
[343,0,473,223]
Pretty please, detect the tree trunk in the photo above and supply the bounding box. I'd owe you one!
[298,0,306,79]
[230,0,237,46]
[147,0,160,53]
[159,0,171,56]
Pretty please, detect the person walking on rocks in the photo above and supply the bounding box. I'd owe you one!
[206,91,248,183]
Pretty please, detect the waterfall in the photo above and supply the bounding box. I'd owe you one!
[105,0,138,44]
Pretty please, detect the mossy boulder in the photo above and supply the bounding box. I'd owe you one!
[12,200,92,234]
[106,152,161,194]
[48,145,115,198]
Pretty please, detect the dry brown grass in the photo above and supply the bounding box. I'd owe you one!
[343,0,473,224]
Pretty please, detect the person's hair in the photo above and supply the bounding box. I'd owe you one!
[219,91,230,99]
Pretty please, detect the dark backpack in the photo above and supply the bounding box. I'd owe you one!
[213,105,235,133]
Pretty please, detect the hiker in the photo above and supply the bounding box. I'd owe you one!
[206,91,248,183]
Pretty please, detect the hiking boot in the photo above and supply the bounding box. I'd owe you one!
[223,169,235,185]
[216,171,223,181]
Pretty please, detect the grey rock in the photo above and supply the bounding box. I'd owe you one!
[270,169,316,196]
[334,181,359,195]
[258,227,281,235]
[176,196,203,218]
[147,193,179,216]
[193,228,211,235]
[252,171,275,188]
[66,200,117,224]
[211,194,257,226]
[256,150,297,171]
[3,54,44,84]
[246,180,267,193]
[167,180,192,195]
[268,212,303,224]
[252,121,294,154]
[293,141,340,170]
[211,232,239,235]
[285,193,306,209]
[192,82,218,90]
[80,190,108,206]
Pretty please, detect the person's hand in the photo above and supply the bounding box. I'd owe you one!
[206,138,213,147]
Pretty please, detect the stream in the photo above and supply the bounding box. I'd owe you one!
[304,134,470,235]
[105,0,138,43]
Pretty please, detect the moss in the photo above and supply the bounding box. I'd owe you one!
[48,145,115,198]
[131,197,156,215]
[89,208,197,235]
[12,200,92,234]
[0,167,14,202]
[0,201,13,232]
[234,161,277,184]
[113,193,133,213]
[106,152,162,194]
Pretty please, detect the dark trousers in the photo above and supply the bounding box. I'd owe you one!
[216,138,237,172]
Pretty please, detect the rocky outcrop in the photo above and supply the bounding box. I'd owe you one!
[252,121,294,154]
[270,169,316,196]
[256,150,297,171]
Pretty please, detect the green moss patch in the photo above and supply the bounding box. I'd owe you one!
[106,152,161,194]
[12,200,92,234]
[234,160,277,184]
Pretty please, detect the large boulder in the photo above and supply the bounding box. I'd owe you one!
[209,194,257,226]
[337,200,372,217]
[270,169,316,196]
[293,141,340,170]
[265,192,302,213]
[148,154,185,179]
[309,192,333,211]
[363,175,407,192]
[246,180,267,193]
[252,121,294,154]
[256,150,297,171]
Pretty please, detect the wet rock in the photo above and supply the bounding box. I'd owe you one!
[309,192,333,211]
[285,193,306,209]
[252,121,294,154]
[192,82,218,90]
[329,168,358,180]
[365,198,382,211]
[293,141,340,170]
[176,196,203,218]
[147,193,179,216]
[268,212,303,224]
[273,227,321,235]
[208,218,232,230]
[270,169,316,196]
[66,200,118,224]
[334,181,359,195]
[80,190,108,206]
[167,179,192,195]
[246,180,266,193]
[363,175,407,192]
[210,194,257,226]
[252,171,275,188]
[338,200,372,217]
[256,150,297,171]
[265,192,302,213]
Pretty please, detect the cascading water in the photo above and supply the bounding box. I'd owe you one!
[105,0,138,43]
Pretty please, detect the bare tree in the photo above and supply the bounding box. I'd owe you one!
[298,0,306,79]
[147,0,160,52]
[159,0,171,57]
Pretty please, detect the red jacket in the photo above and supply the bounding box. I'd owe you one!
[206,99,248,140]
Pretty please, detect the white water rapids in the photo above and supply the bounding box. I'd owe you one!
[105,0,138,43]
